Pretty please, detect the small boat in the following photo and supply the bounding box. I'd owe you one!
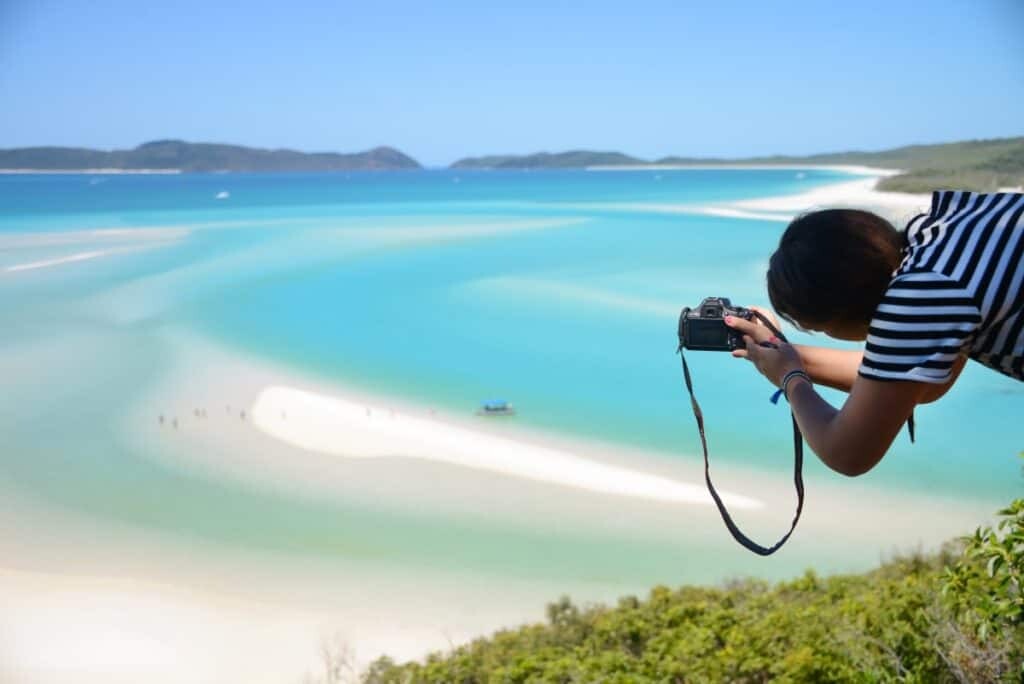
[476,399,516,416]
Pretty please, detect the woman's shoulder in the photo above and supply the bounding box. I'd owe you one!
[899,190,1024,281]
[920,189,1024,223]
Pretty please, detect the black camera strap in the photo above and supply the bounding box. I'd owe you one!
[676,312,803,556]
[676,312,917,555]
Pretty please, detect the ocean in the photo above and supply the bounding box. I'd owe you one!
[1,168,1020,594]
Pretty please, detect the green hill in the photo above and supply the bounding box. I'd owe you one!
[361,500,1023,683]
[659,138,1024,193]
[0,140,422,172]
[451,137,1024,192]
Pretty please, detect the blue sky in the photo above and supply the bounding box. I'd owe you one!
[0,0,1021,166]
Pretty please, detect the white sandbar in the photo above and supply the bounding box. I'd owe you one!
[250,385,761,509]
[5,250,109,272]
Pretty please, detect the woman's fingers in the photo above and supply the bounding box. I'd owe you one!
[744,334,759,355]
[748,305,781,331]
[732,334,764,360]
[725,315,755,332]
[726,315,772,343]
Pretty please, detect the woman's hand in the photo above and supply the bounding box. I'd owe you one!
[726,314,804,388]
[748,305,783,335]
[727,306,782,348]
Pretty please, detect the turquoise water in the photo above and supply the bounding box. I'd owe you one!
[1,169,1020,588]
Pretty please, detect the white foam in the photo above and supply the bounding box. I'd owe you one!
[250,385,761,509]
[0,227,189,250]
[5,250,108,272]
[332,217,589,247]
[687,206,793,222]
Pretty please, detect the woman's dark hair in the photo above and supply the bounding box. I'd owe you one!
[767,209,904,328]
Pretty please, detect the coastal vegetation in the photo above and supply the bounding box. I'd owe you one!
[0,140,421,172]
[452,137,1024,193]
[361,500,1023,683]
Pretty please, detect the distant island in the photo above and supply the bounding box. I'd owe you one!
[3,137,1022,192]
[451,137,1024,193]
[0,140,421,172]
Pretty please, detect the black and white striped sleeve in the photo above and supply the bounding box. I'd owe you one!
[859,272,981,384]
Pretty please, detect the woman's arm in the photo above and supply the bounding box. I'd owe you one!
[791,345,862,393]
[783,373,923,476]
[739,306,862,393]
[726,315,955,477]
[791,346,966,399]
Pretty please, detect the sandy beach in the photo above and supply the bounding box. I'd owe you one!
[2,169,988,683]
[0,168,182,174]
[698,174,931,226]
[729,175,929,214]
[544,169,932,227]
[587,163,903,176]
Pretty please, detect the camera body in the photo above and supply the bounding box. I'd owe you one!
[678,297,753,351]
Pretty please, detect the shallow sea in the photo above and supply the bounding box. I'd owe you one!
[1,169,1020,590]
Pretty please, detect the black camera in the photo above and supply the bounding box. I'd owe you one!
[678,297,753,352]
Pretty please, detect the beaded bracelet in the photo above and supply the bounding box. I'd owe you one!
[769,370,812,405]
[781,370,812,399]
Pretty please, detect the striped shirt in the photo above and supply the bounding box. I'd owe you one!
[860,190,1024,384]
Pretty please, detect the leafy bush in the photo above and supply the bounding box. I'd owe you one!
[364,501,1024,683]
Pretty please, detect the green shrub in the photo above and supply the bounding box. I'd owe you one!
[364,501,1024,683]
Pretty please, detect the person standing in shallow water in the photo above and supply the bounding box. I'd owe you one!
[728,191,1024,477]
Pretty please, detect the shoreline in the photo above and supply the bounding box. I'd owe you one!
[694,174,931,226]
[0,168,183,174]
[535,174,931,227]
[586,163,904,177]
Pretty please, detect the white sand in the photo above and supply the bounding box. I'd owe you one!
[5,250,110,272]
[250,385,760,509]
[0,566,325,684]
[0,487,564,684]
[682,175,930,228]
[0,226,189,249]
[687,206,793,223]
[588,163,902,176]
[730,176,930,216]
[0,227,187,274]
[535,170,930,226]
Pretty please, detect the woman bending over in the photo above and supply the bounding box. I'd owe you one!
[728,191,1023,476]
